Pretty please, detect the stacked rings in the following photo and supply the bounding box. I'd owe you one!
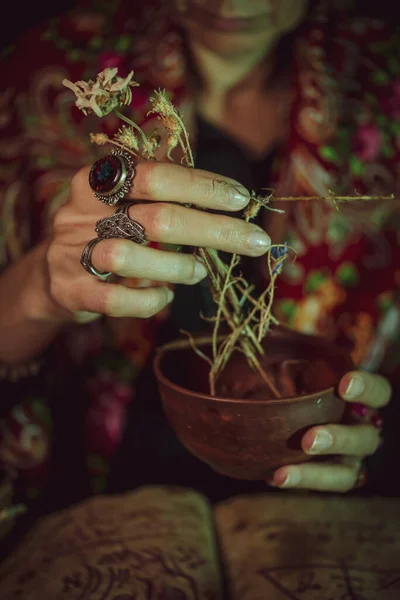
[81,150,146,281]
[81,147,146,281]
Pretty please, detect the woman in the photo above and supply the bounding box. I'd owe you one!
[0,0,398,510]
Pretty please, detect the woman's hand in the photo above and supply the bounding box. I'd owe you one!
[45,161,271,323]
[269,371,391,492]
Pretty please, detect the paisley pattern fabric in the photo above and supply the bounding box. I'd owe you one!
[0,0,399,503]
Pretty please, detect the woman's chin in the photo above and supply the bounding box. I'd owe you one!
[185,25,274,59]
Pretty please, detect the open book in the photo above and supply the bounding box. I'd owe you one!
[0,486,399,599]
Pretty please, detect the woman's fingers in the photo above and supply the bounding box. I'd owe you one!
[52,160,272,322]
[269,460,360,492]
[73,161,251,215]
[73,279,174,318]
[269,371,391,494]
[338,371,392,408]
[300,423,381,457]
[126,161,250,210]
[127,202,271,256]
[91,238,208,284]
[70,162,271,257]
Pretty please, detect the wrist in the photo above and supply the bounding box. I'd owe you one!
[0,242,70,364]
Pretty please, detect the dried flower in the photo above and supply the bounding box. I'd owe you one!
[166,133,179,158]
[271,242,288,260]
[148,89,184,159]
[149,89,176,117]
[90,132,110,146]
[244,196,262,221]
[62,68,139,117]
[114,126,139,151]
[147,132,161,152]
[271,242,289,275]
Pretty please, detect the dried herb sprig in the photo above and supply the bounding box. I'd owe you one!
[63,69,393,397]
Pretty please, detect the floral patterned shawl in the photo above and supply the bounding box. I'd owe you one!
[0,0,399,501]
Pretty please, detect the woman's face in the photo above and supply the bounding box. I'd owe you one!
[174,0,310,58]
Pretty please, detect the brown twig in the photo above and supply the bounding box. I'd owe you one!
[180,330,213,368]
[272,194,395,202]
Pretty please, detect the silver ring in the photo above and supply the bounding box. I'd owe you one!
[89,150,137,206]
[80,238,112,280]
[95,202,146,245]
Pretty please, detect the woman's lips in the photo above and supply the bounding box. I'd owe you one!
[206,17,256,32]
[186,5,271,33]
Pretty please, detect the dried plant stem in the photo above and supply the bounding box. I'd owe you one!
[114,110,156,159]
[101,137,147,161]
[211,254,238,361]
[248,352,282,398]
[195,243,282,396]
[273,194,395,202]
[207,249,265,352]
[178,137,190,163]
[203,263,279,397]
[110,108,280,397]
[257,254,276,342]
[174,113,195,167]
[180,330,213,368]
[235,282,279,325]
[214,275,282,398]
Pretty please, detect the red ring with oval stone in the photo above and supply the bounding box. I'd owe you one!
[89,149,137,206]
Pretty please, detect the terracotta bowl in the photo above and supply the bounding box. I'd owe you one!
[153,327,353,481]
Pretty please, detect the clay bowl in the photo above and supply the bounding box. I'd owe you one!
[153,327,353,481]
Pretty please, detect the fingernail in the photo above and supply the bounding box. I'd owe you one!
[194,260,208,280]
[248,230,271,252]
[270,467,301,488]
[230,185,250,208]
[308,430,333,454]
[351,402,369,418]
[344,374,365,399]
[166,288,174,303]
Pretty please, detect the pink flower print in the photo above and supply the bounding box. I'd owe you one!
[87,371,133,405]
[353,124,382,162]
[113,382,132,404]
[86,392,127,456]
[86,370,133,455]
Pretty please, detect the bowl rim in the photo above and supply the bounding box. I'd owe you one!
[153,327,353,406]
[153,347,347,406]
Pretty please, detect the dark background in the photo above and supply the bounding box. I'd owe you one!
[1,0,400,52]
[1,1,72,51]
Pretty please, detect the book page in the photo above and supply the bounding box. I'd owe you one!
[0,486,223,600]
[215,493,400,600]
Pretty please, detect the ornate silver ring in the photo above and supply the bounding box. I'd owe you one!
[95,202,146,245]
[89,149,137,206]
[80,238,112,280]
